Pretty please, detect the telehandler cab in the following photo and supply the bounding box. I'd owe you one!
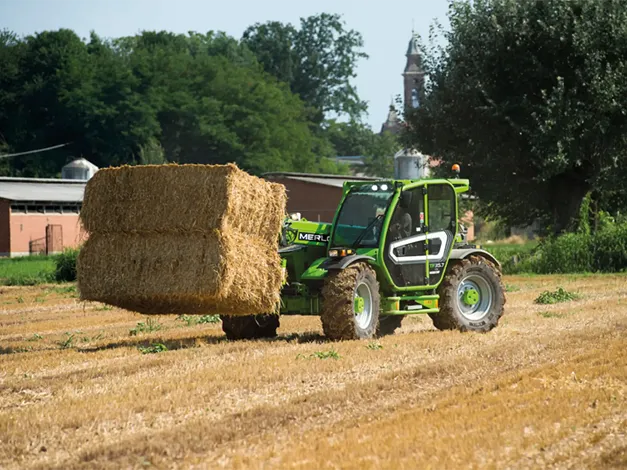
[221,167,506,341]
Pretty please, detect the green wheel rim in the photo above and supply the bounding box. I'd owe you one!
[456,275,494,321]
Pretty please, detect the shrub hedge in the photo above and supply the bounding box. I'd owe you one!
[485,220,627,274]
[54,248,79,282]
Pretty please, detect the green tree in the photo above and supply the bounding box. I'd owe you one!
[242,13,368,124]
[0,29,24,175]
[325,120,398,177]
[2,29,93,177]
[362,131,398,178]
[406,0,627,233]
[123,30,338,175]
[77,32,159,168]
[0,29,157,175]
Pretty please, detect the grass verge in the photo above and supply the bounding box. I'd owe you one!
[0,256,56,286]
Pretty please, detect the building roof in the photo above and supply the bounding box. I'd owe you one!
[335,156,365,166]
[263,171,379,189]
[381,104,401,135]
[0,177,86,203]
[407,34,420,56]
[404,33,424,76]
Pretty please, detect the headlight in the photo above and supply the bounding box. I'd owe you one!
[329,248,354,258]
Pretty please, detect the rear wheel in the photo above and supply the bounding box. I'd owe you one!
[321,263,380,341]
[220,314,280,340]
[430,255,505,332]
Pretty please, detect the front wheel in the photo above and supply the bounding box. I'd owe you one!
[320,263,380,341]
[220,314,280,340]
[430,255,505,332]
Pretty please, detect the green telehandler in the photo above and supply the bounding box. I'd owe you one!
[220,168,506,341]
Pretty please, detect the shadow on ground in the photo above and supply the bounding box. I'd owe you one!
[0,327,432,356]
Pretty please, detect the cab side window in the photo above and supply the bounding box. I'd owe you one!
[428,184,455,233]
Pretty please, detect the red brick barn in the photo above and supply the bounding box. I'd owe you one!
[0,177,86,257]
[262,172,379,223]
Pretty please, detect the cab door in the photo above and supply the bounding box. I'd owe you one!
[383,185,429,287]
[425,183,457,286]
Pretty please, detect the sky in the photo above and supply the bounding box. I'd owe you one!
[0,0,451,131]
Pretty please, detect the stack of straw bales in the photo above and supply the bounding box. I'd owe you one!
[77,163,287,315]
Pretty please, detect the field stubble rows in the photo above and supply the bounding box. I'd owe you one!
[0,274,626,469]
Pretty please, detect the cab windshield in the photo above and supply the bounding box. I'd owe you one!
[331,185,395,248]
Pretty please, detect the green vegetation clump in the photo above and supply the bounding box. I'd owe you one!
[177,314,220,326]
[49,285,77,296]
[405,0,627,232]
[59,332,76,349]
[129,319,162,336]
[298,349,341,360]
[534,287,581,305]
[537,311,571,319]
[54,248,79,282]
[138,343,168,354]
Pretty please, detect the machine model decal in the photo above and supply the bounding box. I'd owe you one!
[298,232,330,243]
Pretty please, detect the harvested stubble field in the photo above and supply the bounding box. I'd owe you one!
[1,274,626,470]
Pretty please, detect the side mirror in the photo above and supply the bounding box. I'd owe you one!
[399,191,412,209]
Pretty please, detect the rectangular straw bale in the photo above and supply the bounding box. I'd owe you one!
[76,230,283,315]
[79,163,287,245]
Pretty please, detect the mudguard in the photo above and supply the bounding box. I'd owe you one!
[449,248,501,269]
[320,254,375,271]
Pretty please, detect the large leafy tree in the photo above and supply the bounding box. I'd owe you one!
[123,30,331,175]
[74,32,159,168]
[0,29,158,175]
[0,30,24,173]
[0,29,94,176]
[406,0,627,233]
[242,13,368,124]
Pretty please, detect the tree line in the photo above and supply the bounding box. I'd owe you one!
[0,13,397,178]
[3,1,626,235]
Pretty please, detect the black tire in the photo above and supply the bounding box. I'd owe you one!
[429,255,506,332]
[320,263,380,341]
[377,316,404,336]
[220,314,280,340]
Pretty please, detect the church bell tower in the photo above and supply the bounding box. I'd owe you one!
[378,31,431,180]
[403,34,425,110]
[392,32,429,180]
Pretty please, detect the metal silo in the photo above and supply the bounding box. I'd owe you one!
[62,158,99,181]
[394,149,427,180]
